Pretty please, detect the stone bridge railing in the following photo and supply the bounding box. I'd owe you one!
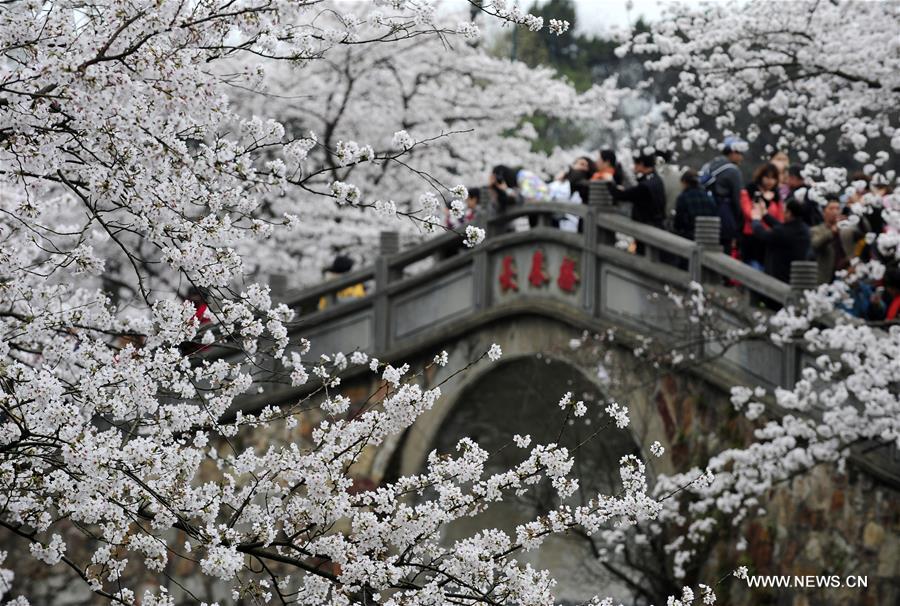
[277,197,818,391]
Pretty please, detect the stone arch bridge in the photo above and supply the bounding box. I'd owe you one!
[225,200,900,605]
[231,200,897,487]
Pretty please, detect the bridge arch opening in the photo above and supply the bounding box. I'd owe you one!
[425,355,642,604]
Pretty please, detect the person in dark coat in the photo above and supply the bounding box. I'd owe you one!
[785,164,823,226]
[751,199,811,283]
[701,136,746,252]
[609,153,666,229]
[868,266,900,323]
[674,169,717,240]
[488,165,521,212]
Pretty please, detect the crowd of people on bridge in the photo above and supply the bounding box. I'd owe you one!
[446,140,899,322]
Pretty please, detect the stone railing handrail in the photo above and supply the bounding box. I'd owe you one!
[270,198,817,381]
[594,212,698,258]
[386,230,464,271]
[288,199,800,316]
[700,249,792,301]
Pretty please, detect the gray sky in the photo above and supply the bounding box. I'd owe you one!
[568,0,673,33]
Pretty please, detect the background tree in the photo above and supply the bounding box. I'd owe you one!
[227,27,593,286]
[621,0,900,170]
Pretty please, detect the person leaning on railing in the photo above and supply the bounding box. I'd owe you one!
[488,164,552,212]
[488,164,552,231]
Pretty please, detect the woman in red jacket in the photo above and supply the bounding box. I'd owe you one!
[740,163,784,270]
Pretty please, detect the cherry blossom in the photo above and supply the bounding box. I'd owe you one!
[2,1,897,604]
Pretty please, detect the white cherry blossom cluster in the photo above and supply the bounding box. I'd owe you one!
[487,343,503,361]
[464,225,486,248]
[624,1,899,163]
[558,391,588,417]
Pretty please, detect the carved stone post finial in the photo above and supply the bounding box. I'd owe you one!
[693,216,721,249]
[379,231,400,257]
[790,260,818,294]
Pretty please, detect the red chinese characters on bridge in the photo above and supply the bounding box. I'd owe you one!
[499,255,518,292]
[557,256,579,292]
[528,250,550,287]
[498,251,579,293]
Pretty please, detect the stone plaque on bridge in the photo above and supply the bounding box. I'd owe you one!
[492,243,583,303]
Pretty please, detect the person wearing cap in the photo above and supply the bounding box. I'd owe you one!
[318,255,366,310]
[702,136,746,253]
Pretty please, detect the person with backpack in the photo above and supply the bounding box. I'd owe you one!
[700,136,747,254]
